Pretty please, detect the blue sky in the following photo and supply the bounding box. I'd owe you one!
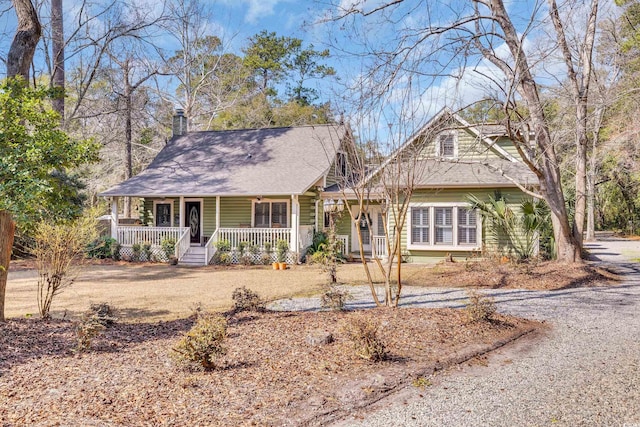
[0,0,616,143]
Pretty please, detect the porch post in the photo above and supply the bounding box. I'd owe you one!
[110,197,119,239]
[215,196,220,231]
[291,195,299,255]
[179,196,184,228]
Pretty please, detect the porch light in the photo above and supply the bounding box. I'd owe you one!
[323,198,344,213]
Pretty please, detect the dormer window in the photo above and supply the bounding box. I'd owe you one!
[437,132,457,158]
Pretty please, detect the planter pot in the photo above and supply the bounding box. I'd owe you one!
[278,262,287,270]
[272,262,279,270]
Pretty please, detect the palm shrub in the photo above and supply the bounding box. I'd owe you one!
[468,192,551,260]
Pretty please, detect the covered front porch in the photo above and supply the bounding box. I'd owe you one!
[109,195,311,265]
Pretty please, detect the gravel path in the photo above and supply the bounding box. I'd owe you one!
[274,238,640,426]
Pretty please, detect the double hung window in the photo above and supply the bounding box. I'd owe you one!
[254,201,288,228]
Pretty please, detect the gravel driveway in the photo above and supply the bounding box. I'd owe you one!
[271,237,640,426]
[323,238,640,427]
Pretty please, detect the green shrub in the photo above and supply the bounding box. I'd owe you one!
[212,251,232,266]
[215,239,231,252]
[342,314,387,362]
[86,236,117,259]
[172,312,227,370]
[465,289,497,323]
[231,286,265,312]
[276,239,289,263]
[161,238,176,260]
[110,241,121,261]
[141,242,152,262]
[131,243,141,262]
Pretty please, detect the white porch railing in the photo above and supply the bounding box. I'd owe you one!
[372,235,387,259]
[336,235,349,254]
[116,226,189,247]
[205,230,219,265]
[216,227,292,251]
[176,227,191,260]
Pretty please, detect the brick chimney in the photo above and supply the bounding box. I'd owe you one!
[172,108,187,137]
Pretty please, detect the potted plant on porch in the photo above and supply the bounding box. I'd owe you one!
[276,239,289,270]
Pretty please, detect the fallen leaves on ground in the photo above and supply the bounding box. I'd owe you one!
[0,308,537,426]
[404,260,621,290]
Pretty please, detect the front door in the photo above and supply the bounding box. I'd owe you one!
[185,201,201,244]
[352,207,382,255]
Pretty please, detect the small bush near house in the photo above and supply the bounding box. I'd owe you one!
[212,239,232,265]
[141,242,152,262]
[320,286,350,311]
[341,313,388,362]
[131,243,141,262]
[161,238,176,260]
[465,289,497,323]
[86,236,117,259]
[172,312,228,370]
[232,286,265,313]
[110,241,121,261]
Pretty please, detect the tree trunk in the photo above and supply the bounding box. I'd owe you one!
[574,102,588,248]
[123,65,133,219]
[7,0,41,80]
[488,0,582,262]
[51,0,65,120]
[0,211,16,322]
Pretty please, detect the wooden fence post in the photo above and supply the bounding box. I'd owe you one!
[0,210,16,322]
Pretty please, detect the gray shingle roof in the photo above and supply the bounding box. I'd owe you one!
[415,159,538,187]
[100,125,346,197]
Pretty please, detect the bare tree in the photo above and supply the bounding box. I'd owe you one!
[155,0,246,131]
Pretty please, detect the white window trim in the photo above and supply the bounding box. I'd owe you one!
[407,203,481,251]
[251,199,291,228]
[435,131,458,159]
[153,199,174,227]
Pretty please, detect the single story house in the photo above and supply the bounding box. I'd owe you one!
[100,108,539,265]
[100,111,351,265]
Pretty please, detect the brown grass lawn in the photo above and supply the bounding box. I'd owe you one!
[5,259,615,322]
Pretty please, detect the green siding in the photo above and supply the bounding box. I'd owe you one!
[202,198,216,237]
[419,127,509,161]
[393,188,531,262]
[219,197,252,227]
[299,195,316,227]
[495,136,520,158]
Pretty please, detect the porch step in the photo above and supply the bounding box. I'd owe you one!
[179,246,207,266]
